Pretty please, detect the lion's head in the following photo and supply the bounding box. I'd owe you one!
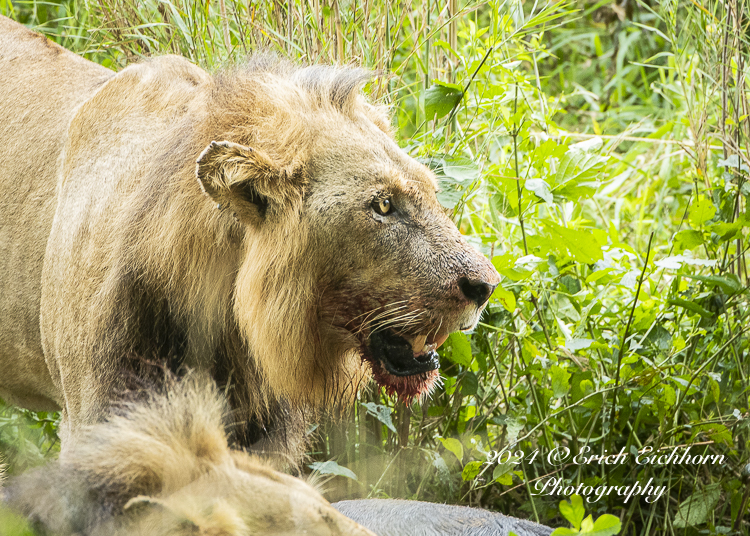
[193,59,499,407]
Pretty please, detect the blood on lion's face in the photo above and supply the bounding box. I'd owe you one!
[305,124,500,403]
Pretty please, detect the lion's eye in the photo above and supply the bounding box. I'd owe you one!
[372,197,393,216]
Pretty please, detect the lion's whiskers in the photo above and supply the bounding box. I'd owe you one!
[367,310,427,336]
[351,306,417,336]
[347,300,409,326]
[356,304,409,327]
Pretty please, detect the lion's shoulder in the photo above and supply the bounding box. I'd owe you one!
[119,55,212,92]
[81,55,211,124]
[60,55,211,194]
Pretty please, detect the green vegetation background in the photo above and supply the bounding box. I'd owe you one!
[1,1,749,534]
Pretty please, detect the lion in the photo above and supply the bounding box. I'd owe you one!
[2,373,376,536]
[0,15,500,462]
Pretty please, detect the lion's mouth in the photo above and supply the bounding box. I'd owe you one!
[370,329,442,376]
[362,329,449,402]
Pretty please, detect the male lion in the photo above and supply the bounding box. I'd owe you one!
[2,374,375,535]
[0,15,499,461]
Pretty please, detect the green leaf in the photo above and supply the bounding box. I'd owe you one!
[492,254,531,281]
[690,423,733,447]
[571,372,596,404]
[717,154,749,172]
[435,157,479,209]
[525,1,578,28]
[491,181,519,217]
[461,460,483,481]
[689,196,716,228]
[559,494,585,530]
[550,364,571,398]
[360,402,397,433]
[667,297,712,318]
[436,182,464,209]
[550,148,606,201]
[424,82,463,120]
[493,463,514,484]
[709,376,721,405]
[461,371,479,396]
[503,415,527,444]
[565,338,593,351]
[308,460,358,481]
[553,513,622,536]
[559,275,582,294]
[709,220,743,241]
[674,484,721,528]
[683,273,744,295]
[530,221,606,264]
[439,437,464,462]
[431,39,459,59]
[659,384,676,406]
[442,158,480,186]
[447,332,473,367]
[526,178,553,204]
[585,514,622,536]
[495,472,513,485]
[673,229,703,252]
[585,268,615,284]
[491,286,516,312]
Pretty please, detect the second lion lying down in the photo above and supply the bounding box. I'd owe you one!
[2,375,554,535]
[2,374,374,536]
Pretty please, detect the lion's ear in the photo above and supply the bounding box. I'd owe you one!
[196,140,299,224]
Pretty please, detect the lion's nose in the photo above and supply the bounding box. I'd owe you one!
[458,277,497,307]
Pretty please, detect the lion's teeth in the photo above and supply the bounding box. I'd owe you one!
[413,334,428,353]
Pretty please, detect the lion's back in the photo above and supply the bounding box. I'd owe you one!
[0,15,113,410]
[0,15,220,423]
[37,54,215,428]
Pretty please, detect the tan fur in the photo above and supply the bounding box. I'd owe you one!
[0,16,113,411]
[3,374,375,536]
[0,16,499,461]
